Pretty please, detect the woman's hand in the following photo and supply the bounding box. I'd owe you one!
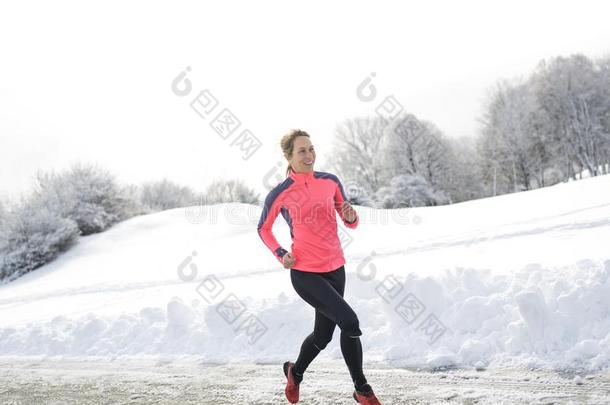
[282,252,296,269]
[341,201,358,223]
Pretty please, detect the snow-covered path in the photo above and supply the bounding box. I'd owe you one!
[1,359,609,404]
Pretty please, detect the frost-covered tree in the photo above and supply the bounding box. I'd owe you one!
[139,179,197,211]
[533,54,610,179]
[328,116,390,198]
[383,113,425,177]
[444,136,486,202]
[375,174,449,208]
[204,178,260,204]
[385,113,453,191]
[479,54,610,192]
[331,53,610,204]
[330,111,487,205]
[479,80,543,194]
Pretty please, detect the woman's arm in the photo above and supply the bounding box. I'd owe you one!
[334,178,359,229]
[257,189,289,264]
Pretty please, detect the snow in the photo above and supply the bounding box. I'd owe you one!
[1,174,610,373]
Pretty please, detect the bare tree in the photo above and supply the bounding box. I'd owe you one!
[478,77,562,194]
[327,116,390,196]
[480,80,535,192]
[533,54,610,179]
[331,112,484,205]
[386,113,460,202]
[444,136,486,202]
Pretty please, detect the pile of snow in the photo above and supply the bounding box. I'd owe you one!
[1,174,610,372]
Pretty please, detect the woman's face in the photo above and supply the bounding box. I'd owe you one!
[289,136,316,173]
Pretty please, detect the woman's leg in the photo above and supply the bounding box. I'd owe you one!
[324,267,368,390]
[290,267,368,389]
[340,327,367,389]
[292,309,336,381]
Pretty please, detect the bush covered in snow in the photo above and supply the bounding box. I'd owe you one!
[0,167,272,283]
[204,178,260,205]
[138,179,197,211]
[375,174,450,208]
[0,197,80,282]
[0,163,146,282]
[35,163,139,235]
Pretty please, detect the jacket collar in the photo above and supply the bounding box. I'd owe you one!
[289,169,315,184]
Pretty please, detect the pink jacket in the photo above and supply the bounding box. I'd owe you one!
[257,170,359,273]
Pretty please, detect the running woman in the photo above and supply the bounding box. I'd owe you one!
[257,129,382,404]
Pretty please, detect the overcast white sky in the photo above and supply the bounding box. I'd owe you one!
[1,0,609,201]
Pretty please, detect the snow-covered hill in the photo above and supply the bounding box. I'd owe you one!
[1,175,610,372]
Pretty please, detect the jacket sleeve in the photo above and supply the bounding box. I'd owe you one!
[334,177,359,229]
[257,189,288,264]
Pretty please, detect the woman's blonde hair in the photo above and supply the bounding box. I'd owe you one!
[280,129,311,177]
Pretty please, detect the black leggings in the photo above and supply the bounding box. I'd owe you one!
[290,265,367,389]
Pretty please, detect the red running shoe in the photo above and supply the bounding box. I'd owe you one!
[283,361,300,403]
[352,384,382,404]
